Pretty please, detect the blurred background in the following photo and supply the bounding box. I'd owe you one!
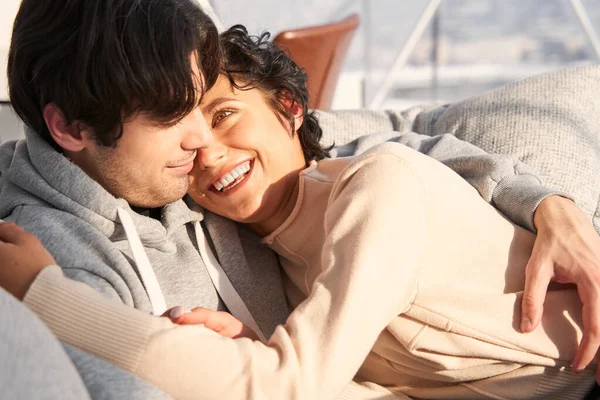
[0,0,599,141]
[213,0,600,109]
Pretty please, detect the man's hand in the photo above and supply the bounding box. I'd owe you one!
[522,195,600,378]
[0,222,55,300]
[163,306,260,341]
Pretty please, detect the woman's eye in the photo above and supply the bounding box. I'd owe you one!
[213,110,233,126]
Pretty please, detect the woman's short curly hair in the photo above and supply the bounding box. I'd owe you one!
[219,25,332,162]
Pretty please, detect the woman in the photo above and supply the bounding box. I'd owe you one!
[1,26,598,399]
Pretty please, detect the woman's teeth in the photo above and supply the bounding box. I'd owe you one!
[213,161,251,192]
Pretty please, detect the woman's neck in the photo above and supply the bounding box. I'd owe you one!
[249,169,302,237]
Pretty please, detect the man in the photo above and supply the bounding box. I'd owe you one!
[1,0,600,397]
[0,0,233,397]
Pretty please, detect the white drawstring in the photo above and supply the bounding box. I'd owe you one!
[117,207,167,316]
[194,221,267,342]
[116,207,266,341]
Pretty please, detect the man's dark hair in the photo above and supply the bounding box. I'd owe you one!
[220,25,332,162]
[8,0,221,148]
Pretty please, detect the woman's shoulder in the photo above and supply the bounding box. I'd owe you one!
[309,143,430,209]
[333,142,441,184]
[308,142,454,207]
[351,142,438,167]
[314,142,433,180]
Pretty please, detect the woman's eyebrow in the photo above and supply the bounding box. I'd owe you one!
[201,97,235,114]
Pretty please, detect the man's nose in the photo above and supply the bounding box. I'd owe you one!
[181,108,227,169]
[181,108,213,150]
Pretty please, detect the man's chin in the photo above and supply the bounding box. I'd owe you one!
[126,182,189,209]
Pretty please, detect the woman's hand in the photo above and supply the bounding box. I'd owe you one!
[0,222,55,300]
[163,306,260,341]
[523,195,600,378]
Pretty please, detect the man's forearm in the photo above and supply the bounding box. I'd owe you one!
[402,132,564,231]
[332,131,568,232]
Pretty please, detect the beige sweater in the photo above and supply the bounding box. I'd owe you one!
[262,143,596,399]
[24,143,595,399]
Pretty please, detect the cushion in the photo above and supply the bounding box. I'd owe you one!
[317,65,600,232]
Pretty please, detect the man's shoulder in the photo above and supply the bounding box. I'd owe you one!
[6,204,118,276]
[7,204,105,242]
[7,203,146,307]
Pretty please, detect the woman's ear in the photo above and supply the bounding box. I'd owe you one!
[43,103,88,152]
[281,96,304,133]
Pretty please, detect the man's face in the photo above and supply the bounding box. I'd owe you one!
[79,107,211,208]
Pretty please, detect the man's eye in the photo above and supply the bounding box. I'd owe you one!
[213,110,233,126]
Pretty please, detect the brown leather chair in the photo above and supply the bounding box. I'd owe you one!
[273,14,360,110]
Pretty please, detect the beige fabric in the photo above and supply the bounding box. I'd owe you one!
[263,142,595,399]
[24,266,396,399]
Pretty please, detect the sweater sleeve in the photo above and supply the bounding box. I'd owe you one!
[274,153,428,399]
[23,155,427,400]
[333,131,570,232]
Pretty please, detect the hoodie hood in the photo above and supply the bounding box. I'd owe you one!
[0,128,203,246]
[0,140,16,195]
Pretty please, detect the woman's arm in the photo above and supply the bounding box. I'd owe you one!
[0,154,427,399]
[334,131,600,374]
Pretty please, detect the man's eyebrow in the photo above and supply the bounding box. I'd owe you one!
[202,97,235,114]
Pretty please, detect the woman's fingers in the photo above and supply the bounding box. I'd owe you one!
[171,307,215,325]
[166,307,259,340]
[0,221,29,244]
[0,222,56,300]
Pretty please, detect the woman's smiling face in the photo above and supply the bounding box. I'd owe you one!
[188,75,307,233]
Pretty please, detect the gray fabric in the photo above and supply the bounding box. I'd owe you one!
[317,64,600,232]
[0,287,90,400]
[64,345,171,400]
[206,211,291,331]
[412,64,600,232]
[0,129,223,312]
[317,106,435,147]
